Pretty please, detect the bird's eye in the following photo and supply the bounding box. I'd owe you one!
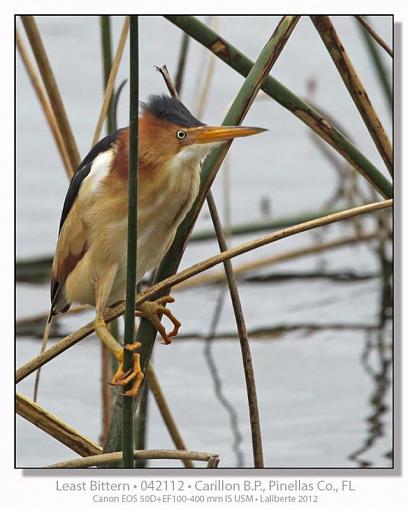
[176,130,187,140]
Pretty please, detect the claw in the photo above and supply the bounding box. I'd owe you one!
[136,296,181,344]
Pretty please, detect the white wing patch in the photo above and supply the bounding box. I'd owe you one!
[86,150,115,192]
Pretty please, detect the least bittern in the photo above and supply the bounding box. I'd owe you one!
[50,95,265,396]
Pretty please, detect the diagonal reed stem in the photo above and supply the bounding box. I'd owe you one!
[121,15,138,469]
[355,16,393,57]
[355,16,392,112]
[15,199,392,385]
[310,16,393,177]
[16,30,73,178]
[180,231,379,290]
[165,15,393,198]
[16,392,102,457]
[20,16,80,171]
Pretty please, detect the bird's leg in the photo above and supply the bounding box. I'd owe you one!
[95,312,144,398]
[94,265,144,397]
[136,295,181,344]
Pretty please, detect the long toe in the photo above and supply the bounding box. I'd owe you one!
[137,296,181,345]
[112,353,144,398]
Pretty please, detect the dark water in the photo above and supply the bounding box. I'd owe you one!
[16,16,393,468]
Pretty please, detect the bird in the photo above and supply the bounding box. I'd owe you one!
[49,94,265,397]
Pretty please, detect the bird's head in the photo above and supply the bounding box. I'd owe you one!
[139,95,265,168]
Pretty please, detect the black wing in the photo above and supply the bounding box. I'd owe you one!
[58,129,124,233]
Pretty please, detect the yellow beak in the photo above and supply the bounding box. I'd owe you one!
[190,125,267,144]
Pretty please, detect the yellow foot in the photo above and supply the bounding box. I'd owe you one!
[111,342,144,397]
[136,296,181,345]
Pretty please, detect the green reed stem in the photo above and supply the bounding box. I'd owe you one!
[122,15,138,469]
[100,16,116,134]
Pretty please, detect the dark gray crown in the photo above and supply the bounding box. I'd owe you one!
[142,94,204,127]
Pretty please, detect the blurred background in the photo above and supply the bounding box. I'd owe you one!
[16,15,393,468]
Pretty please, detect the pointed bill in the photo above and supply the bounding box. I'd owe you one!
[190,125,267,144]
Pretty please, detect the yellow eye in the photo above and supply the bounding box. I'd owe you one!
[176,130,187,140]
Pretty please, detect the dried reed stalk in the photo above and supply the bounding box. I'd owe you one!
[16,30,73,178]
[355,16,393,57]
[16,199,392,385]
[48,449,219,468]
[16,392,102,457]
[178,231,379,290]
[20,16,80,170]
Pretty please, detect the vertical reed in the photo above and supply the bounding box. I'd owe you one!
[122,15,138,468]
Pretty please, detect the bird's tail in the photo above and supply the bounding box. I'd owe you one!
[33,312,53,403]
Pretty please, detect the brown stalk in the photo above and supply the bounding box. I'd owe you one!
[147,365,193,468]
[20,16,80,171]
[355,16,393,57]
[16,30,73,178]
[16,392,102,457]
[310,16,393,176]
[15,199,392,385]
[207,192,264,467]
[92,16,130,145]
[48,449,219,468]
[155,65,179,99]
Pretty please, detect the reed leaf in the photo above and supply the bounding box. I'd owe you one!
[165,15,393,198]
